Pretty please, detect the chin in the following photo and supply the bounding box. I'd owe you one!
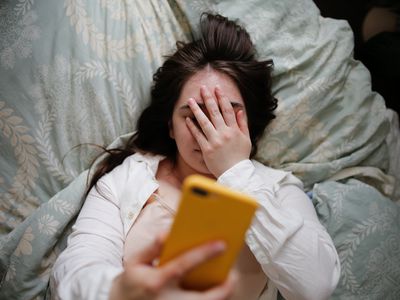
[195,164,214,178]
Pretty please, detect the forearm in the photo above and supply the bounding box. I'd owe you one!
[217,160,340,299]
[52,255,122,300]
[51,180,124,300]
[246,218,340,300]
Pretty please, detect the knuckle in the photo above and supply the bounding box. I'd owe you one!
[193,105,202,113]
[163,259,193,280]
[199,118,209,128]
[221,130,233,143]
[216,140,224,147]
[203,90,212,99]
[172,260,191,276]
[189,124,199,134]
[167,267,184,280]
[192,130,201,138]
[222,107,233,115]
[203,145,213,154]
[203,91,211,99]
[190,104,200,114]
[221,131,232,141]
[179,251,204,270]
[212,140,223,150]
[210,108,220,117]
[143,276,164,294]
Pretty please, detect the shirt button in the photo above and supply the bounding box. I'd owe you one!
[128,212,135,219]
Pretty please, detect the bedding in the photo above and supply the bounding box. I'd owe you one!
[1,0,399,299]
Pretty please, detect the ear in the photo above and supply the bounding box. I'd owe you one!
[168,120,175,139]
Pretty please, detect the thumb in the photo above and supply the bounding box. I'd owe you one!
[128,232,167,265]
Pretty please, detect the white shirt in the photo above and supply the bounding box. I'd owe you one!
[51,152,340,300]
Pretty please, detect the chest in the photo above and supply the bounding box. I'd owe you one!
[152,158,182,204]
[123,166,181,259]
[122,163,267,299]
[151,178,181,207]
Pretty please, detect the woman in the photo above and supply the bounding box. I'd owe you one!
[51,13,340,300]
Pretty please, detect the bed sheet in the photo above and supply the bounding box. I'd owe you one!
[1,0,399,299]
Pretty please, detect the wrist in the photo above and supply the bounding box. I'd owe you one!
[108,275,124,300]
[215,159,252,179]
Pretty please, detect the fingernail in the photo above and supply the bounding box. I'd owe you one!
[188,98,195,105]
[213,241,226,252]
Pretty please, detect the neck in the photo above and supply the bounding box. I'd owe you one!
[173,156,195,185]
[173,155,214,185]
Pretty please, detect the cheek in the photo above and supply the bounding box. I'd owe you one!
[180,124,195,141]
[171,118,193,141]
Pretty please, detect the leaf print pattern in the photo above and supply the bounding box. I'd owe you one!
[0,0,40,69]
[14,226,34,257]
[0,101,40,233]
[0,1,398,300]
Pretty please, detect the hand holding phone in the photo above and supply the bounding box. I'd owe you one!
[110,233,236,300]
[158,174,258,290]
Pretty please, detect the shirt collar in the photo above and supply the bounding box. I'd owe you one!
[130,151,166,176]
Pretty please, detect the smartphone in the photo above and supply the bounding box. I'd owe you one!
[158,174,259,290]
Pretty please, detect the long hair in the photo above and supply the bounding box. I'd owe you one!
[86,13,277,195]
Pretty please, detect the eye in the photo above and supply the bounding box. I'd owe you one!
[191,117,200,126]
[184,113,195,120]
[186,114,200,128]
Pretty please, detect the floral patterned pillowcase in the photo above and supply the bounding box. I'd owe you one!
[1,0,398,299]
[313,179,400,299]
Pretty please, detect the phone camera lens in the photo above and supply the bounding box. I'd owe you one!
[192,187,208,196]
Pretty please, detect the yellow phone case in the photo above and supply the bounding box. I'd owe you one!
[158,174,259,290]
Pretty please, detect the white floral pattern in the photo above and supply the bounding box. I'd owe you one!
[314,179,400,299]
[38,215,59,235]
[29,55,115,184]
[0,101,40,232]
[0,0,40,69]
[49,195,74,216]
[0,0,399,299]
[75,59,139,127]
[14,226,34,257]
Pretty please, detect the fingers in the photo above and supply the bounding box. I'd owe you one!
[200,270,238,300]
[200,85,226,128]
[179,270,238,300]
[128,234,164,265]
[190,85,244,132]
[187,98,216,140]
[186,114,209,150]
[161,241,226,281]
[214,85,237,127]
[236,109,250,136]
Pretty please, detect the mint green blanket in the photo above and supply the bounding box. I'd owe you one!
[1,0,399,299]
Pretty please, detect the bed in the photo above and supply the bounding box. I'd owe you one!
[1,0,399,299]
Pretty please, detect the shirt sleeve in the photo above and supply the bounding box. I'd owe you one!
[51,178,124,300]
[217,160,341,300]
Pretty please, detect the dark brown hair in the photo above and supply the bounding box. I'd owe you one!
[86,13,277,195]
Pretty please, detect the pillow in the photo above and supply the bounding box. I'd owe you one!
[177,1,396,196]
[313,179,400,299]
[1,0,399,299]
[0,0,192,234]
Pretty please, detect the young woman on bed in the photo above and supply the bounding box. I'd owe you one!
[51,13,340,300]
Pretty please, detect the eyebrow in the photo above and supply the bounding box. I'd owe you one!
[179,101,244,111]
